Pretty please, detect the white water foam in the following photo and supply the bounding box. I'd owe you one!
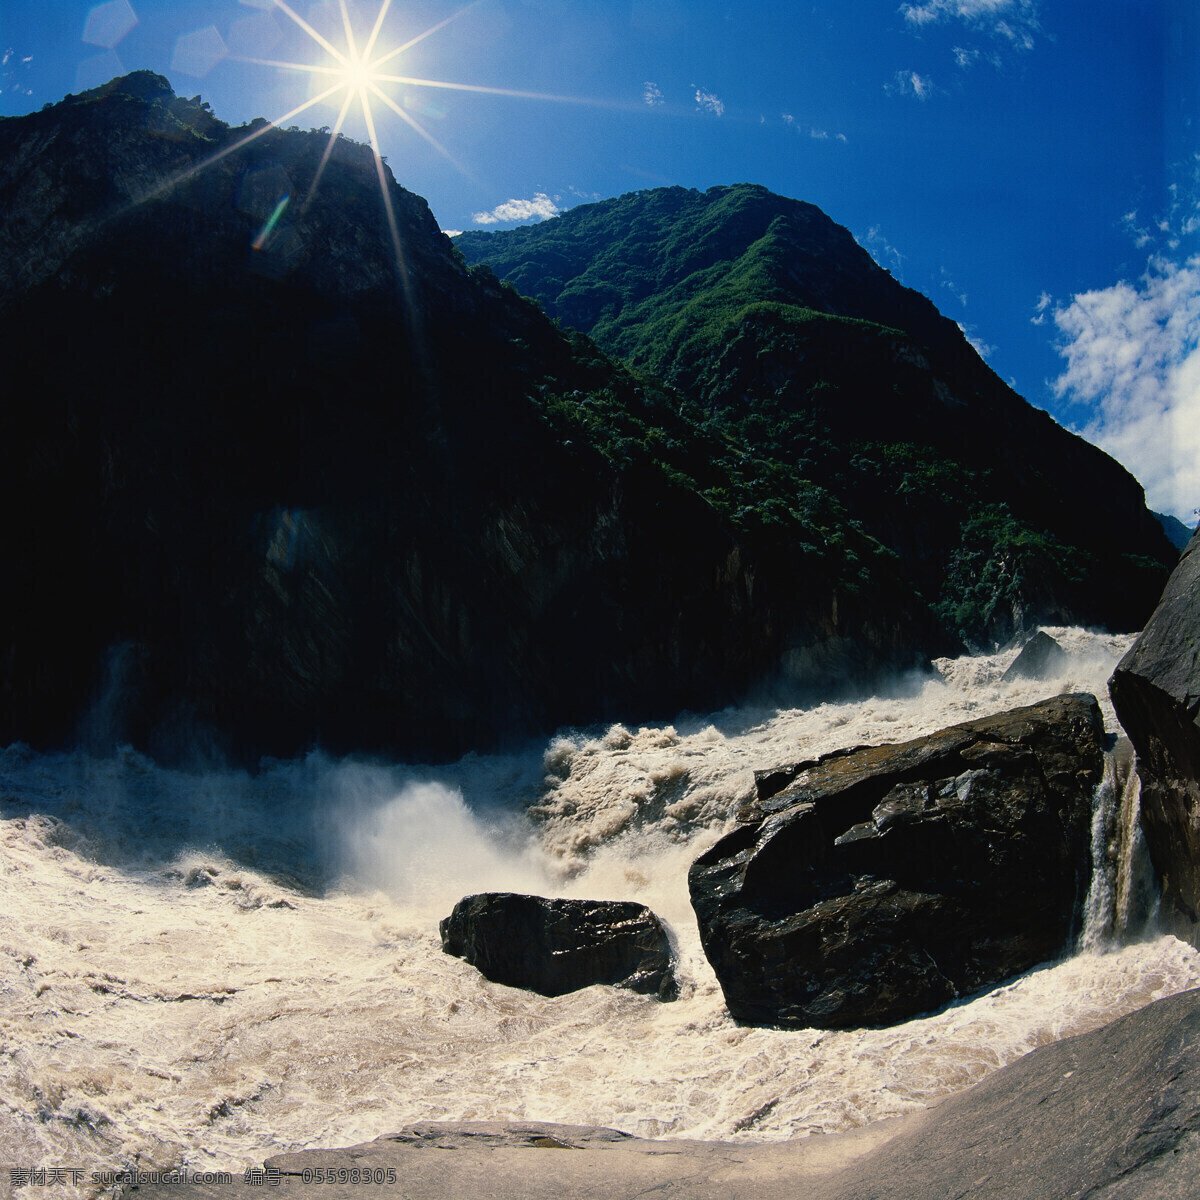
[2,628,1197,1191]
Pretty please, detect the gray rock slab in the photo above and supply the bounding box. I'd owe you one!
[818,983,1200,1200]
[128,988,1200,1200]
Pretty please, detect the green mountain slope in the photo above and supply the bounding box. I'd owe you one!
[457,185,1175,645]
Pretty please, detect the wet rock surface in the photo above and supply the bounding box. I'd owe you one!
[1110,529,1200,930]
[440,892,677,999]
[689,694,1105,1029]
[1000,629,1067,682]
[131,988,1200,1200]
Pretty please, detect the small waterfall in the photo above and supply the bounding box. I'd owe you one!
[1080,748,1160,951]
[1113,766,1161,937]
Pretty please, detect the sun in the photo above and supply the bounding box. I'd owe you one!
[224,0,577,278]
[335,51,374,93]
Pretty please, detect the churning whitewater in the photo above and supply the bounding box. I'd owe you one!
[2,628,1199,1186]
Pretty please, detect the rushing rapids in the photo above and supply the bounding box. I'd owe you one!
[2,628,1199,1192]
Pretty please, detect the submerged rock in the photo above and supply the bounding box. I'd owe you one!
[440,893,677,999]
[689,693,1105,1029]
[1110,529,1200,931]
[1000,629,1067,682]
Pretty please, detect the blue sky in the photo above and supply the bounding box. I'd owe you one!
[2,0,1197,522]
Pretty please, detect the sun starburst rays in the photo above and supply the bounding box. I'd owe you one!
[134,1,601,302]
[252,0,477,171]
[227,0,493,297]
[225,0,486,286]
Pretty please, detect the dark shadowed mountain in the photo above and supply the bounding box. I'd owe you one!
[0,75,962,764]
[456,185,1176,646]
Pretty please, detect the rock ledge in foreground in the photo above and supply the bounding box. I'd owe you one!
[130,988,1200,1200]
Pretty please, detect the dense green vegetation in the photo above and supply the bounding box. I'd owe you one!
[459,184,1176,646]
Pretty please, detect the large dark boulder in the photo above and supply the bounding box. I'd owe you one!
[1110,529,1200,928]
[689,694,1105,1029]
[440,893,677,999]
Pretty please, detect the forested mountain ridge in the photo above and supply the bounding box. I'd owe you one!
[457,185,1176,646]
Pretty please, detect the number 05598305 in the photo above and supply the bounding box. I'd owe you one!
[299,1168,397,1184]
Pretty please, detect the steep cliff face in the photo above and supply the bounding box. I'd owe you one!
[0,76,948,762]
[1110,530,1200,934]
[458,185,1176,647]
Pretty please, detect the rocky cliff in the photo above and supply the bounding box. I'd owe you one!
[0,75,949,763]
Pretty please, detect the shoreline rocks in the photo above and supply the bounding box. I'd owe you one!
[689,693,1105,1028]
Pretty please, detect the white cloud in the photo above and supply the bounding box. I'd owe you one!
[940,268,967,306]
[993,17,1035,50]
[1052,255,1200,521]
[1122,210,1155,250]
[887,70,937,100]
[1124,159,1200,255]
[1031,290,1052,325]
[782,113,845,142]
[857,225,907,278]
[903,0,1000,24]
[694,87,724,117]
[471,193,561,225]
[2,46,34,88]
[643,81,664,106]
[903,0,1040,69]
[902,0,1039,41]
